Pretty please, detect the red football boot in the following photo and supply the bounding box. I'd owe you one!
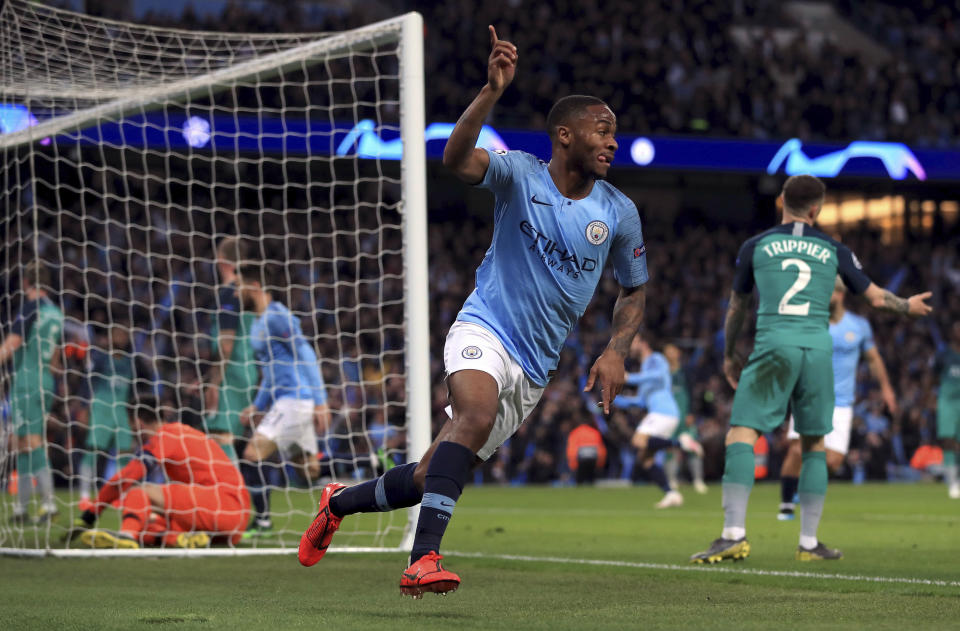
[399,551,461,599]
[298,482,347,567]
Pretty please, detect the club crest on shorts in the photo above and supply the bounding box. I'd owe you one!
[586,220,609,245]
[461,346,482,359]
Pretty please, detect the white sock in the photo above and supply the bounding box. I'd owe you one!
[799,535,818,550]
[722,526,746,541]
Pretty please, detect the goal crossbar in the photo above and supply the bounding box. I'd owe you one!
[0,13,411,149]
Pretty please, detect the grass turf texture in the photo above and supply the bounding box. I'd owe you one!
[2,483,960,630]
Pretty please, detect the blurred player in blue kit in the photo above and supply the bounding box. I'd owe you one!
[299,25,649,598]
[236,260,330,532]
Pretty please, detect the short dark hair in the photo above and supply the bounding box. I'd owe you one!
[546,95,609,141]
[238,259,284,291]
[781,175,826,215]
[22,260,50,290]
[131,394,163,424]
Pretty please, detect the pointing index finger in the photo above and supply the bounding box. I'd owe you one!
[489,25,498,45]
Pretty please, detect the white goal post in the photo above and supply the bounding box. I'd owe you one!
[0,0,429,557]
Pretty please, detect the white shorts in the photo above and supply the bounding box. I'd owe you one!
[636,412,680,440]
[443,321,545,461]
[787,406,854,455]
[256,397,317,458]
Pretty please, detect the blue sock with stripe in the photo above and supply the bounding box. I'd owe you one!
[329,462,421,517]
[410,441,474,563]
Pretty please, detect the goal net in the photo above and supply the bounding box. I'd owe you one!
[0,0,429,557]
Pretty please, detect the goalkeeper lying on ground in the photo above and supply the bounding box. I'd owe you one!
[74,395,250,549]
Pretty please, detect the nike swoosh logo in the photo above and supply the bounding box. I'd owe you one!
[438,501,456,509]
[402,571,420,581]
[531,195,552,206]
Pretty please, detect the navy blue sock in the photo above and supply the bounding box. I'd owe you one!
[330,462,421,517]
[781,476,799,505]
[243,461,271,522]
[645,463,671,493]
[410,441,474,562]
[646,437,678,453]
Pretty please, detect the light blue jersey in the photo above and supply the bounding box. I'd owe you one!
[614,352,680,417]
[830,311,875,407]
[250,301,327,411]
[457,149,649,386]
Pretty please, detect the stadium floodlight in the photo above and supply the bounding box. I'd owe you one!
[0,0,429,557]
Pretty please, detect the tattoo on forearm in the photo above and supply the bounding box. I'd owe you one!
[607,286,646,357]
[724,292,748,358]
[881,290,909,314]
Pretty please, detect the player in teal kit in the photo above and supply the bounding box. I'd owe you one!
[299,26,648,597]
[204,236,258,463]
[691,175,931,564]
[935,322,960,499]
[0,262,63,522]
[776,276,897,520]
[77,323,138,507]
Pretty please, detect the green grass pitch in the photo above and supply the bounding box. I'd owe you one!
[2,482,959,630]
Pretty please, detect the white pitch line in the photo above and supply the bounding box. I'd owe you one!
[443,550,960,588]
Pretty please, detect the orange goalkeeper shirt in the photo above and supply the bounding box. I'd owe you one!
[95,423,245,513]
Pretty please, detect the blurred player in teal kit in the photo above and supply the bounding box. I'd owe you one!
[299,25,649,598]
[0,262,63,523]
[777,276,897,520]
[204,236,258,463]
[935,322,960,499]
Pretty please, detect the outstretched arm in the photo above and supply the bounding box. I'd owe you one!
[442,26,517,184]
[862,283,932,317]
[723,291,751,389]
[585,284,646,414]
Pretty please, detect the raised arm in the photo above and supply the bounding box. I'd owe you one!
[441,26,517,184]
[585,284,646,414]
[723,291,752,389]
[862,283,932,317]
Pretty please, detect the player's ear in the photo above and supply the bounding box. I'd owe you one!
[555,124,572,148]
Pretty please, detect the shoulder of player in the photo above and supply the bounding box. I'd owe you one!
[594,181,638,218]
[494,149,544,172]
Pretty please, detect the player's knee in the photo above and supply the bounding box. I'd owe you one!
[242,444,258,462]
[632,433,648,451]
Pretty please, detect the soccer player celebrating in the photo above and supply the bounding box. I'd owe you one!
[935,322,960,499]
[691,175,931,564]
[77,395,249,549]
[299,26,648,598]
[0,262,63,523]
[204,236,258,463]
[776,276,897,520]
[236,260,330,532]
[613,334,702,508]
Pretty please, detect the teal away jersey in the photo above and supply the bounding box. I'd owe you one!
[11,296,63,396]
[733,222,871,351]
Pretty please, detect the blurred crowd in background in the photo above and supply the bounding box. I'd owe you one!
[119,0,960,147]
